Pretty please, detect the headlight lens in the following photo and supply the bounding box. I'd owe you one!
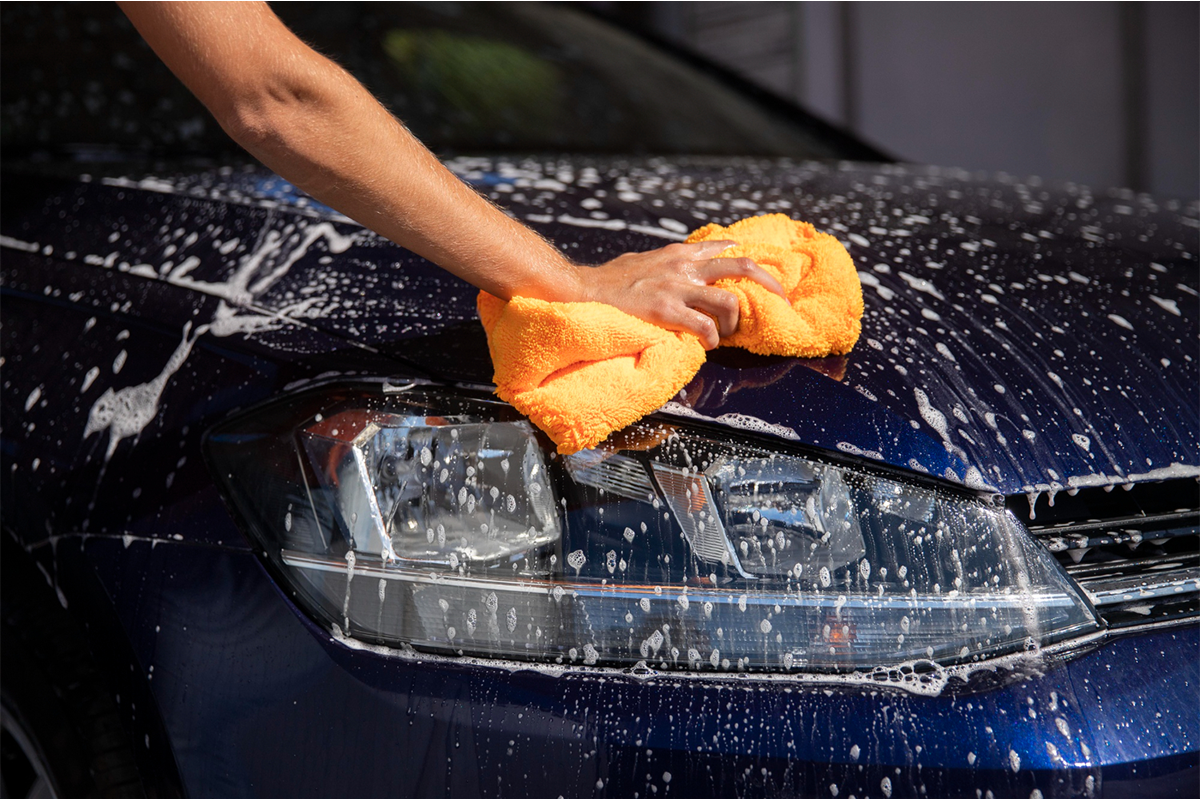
[300,411,560,568]
[207,384,1099,673]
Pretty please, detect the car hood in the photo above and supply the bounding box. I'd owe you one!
[6,156,1198,499]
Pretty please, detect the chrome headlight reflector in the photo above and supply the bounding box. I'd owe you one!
[207,384,1099,673]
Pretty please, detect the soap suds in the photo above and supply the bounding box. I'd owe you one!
[84,322,201,461]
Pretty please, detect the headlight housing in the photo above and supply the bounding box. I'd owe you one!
[206,382,1099,673]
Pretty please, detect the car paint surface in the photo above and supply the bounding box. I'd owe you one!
[36,530,1198,798]
[5,158,1198,499]
[2,156,1197,797]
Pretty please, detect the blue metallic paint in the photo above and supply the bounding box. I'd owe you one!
[3,158,1197,796]
[5,161,1196,501]
[41,531,1198,798]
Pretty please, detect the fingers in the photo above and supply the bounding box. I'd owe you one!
[685,285,741,339]
[662,305,721,350]
[700,257,786,298]
[656,286,740,348]
[665,239,737,260]
[589,239,779,349]
[662,241,787,298]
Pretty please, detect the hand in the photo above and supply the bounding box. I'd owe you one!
[579,240,787,350]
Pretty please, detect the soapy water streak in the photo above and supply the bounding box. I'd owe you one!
[167,220,360,337]
[7,160,1194,498]
[84,322,201,461]
[82,216,360,461]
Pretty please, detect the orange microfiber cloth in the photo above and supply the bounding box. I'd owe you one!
[477,214,863,454]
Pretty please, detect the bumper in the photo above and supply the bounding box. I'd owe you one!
[52,532,1199,798]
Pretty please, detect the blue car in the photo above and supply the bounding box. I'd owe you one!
[2,3,1196,797]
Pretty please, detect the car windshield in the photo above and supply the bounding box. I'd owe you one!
[2,2,860,160]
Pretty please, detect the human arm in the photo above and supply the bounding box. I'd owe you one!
[118,1,784,348]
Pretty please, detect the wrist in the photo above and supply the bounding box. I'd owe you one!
[562,260,590,304]
[524,250,587,304]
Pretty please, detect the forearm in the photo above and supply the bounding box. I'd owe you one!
[120,2,781,349]
[225,57,581,302]
[120,1,581,302]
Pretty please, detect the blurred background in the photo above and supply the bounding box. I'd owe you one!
[4,2,1196,200]
[594,1,1199,199]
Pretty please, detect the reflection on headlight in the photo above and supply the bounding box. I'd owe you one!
[302,412,559,570]
[207,385,1101,673]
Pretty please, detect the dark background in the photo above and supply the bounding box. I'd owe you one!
[596,1,1200,200]
[3,1,1196,201]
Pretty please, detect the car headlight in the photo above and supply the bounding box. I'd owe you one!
[206,382,1099,673]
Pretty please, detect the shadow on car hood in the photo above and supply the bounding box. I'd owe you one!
[3,156,1196,499]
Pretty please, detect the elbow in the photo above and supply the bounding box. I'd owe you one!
[202,55,356,164]
[216,87,300,153]
[213,66,331,154]
[222,108,277,153]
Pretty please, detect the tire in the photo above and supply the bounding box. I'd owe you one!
[1,536,146,798]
